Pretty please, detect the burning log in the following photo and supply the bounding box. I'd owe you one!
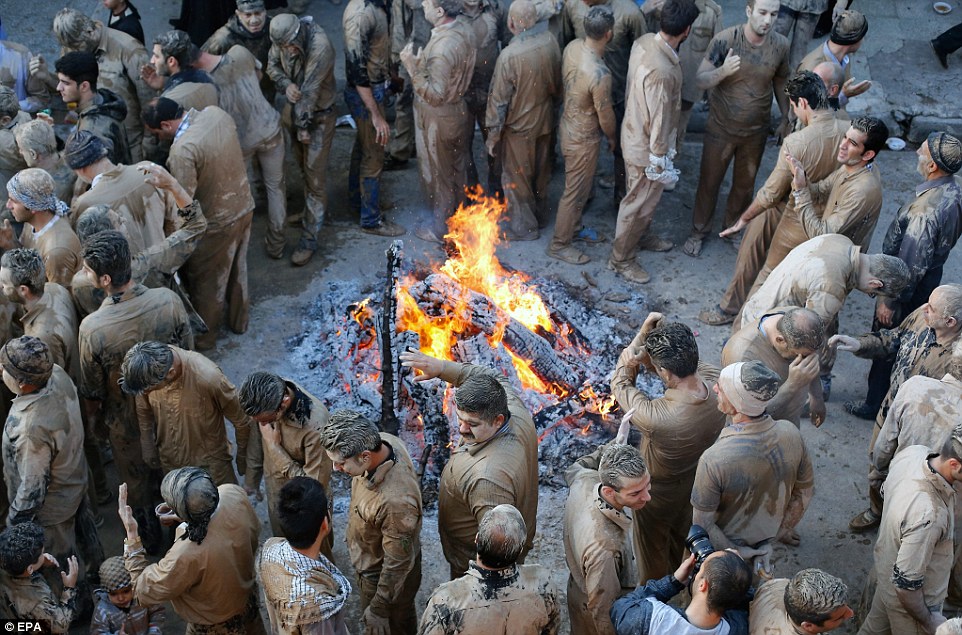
[378,241,403,436]
[407,273,581,393]
[396,331,452,504]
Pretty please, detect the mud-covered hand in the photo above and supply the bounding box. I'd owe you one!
[139,64,165,90]
[118,483,139,542]
[0,219,19,251]
[719,217,747,238]
[259,421,281,447]
[286,84,302,103]
[614,407,637,444]
[60,555,79,589]
[785,150,808,190]
[721,49,741,77]
[809,394,826,428]
[400,348,445,382]
[828,334,860,353]
[363,607,390,635]
[875,298,896,327]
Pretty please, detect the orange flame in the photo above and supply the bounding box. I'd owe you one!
[396,188,565,394]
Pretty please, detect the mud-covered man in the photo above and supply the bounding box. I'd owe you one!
[691,361,814,576]
[320,410,422,635]
[418,504,560,635]
[400,349,538,579]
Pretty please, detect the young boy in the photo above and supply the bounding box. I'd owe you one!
[91,556,165,635]
[0,522,78,633]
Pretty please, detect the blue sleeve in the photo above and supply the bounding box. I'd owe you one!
[723,610,751,635]
[610,575,684,635]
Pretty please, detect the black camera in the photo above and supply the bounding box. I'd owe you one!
[685,524,716,577]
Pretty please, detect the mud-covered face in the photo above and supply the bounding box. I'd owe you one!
[327,450,370,477]
[606,473,652,511]
[456,409,503,445]
[237,9,267,33]
[746,0,779,37]
[0,268,25,305]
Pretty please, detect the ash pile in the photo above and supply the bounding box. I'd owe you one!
[285,193,662,504]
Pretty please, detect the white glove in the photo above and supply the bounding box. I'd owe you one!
[646,153,680,186]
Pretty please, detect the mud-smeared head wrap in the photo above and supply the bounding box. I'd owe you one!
[270,13,300,45]
[99,556,131,592]
[160,467,219,544]
[6,168,69,216]
[0,336,53,386]
[928,132,962,175]
[717,361,780,417]
[64,131,109,169]
[830,10,867,45]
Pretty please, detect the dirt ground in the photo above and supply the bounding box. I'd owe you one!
[11,0,957,633]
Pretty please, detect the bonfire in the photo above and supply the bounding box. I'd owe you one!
[289,189,658,502]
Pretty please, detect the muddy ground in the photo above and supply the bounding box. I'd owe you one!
[10,0,959,633]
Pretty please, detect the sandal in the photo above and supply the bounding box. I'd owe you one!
[546,245,590,265]
[698,305,736,326]
[849,509,881,532]
[683,235,703,257]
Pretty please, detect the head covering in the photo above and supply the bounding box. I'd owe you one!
[99,556,131,592]
[0,86,19,118]
[64,131,108,169]
[830,10,867,45]
[270,13,301,45]
[237,0,266,10]
[161,467,219,544]
[0,336,53,386]
[6,168,69,216]
[717,361,780,417]
[927,132,962,175]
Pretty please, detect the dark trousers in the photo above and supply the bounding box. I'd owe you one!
[934,22,962,54]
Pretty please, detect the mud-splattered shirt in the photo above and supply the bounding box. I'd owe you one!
[622,33,681,167]
[486,28,561,144]
[723,309,817,426]
[854,306,961,429]
[748,578,798,635]
[167,106,253,231]
[704,25,790,136]
[875,445,954,606]
[2,365,86,526]
[125,484,260,625]
[209,45,281,152]
[437,361,539,578]
[410,19,476,109]
[135,347,250,485]
[740,234,860,329]
[76,88,132,166]
[346,433,422,618]
[872,374,962,481]
[262,381,333,528]
[559,39,615,147]
[0,572,76,633]
[691,415,814,547]
[267,18,337,130]
[678,0,721,104]
[612,347,724,481]
[562,0,647,107]
[753,110,849,217]
[563,446,636,635]
[88,23,156,134]
[20,215,81,289]
[20,282,79,378]
[772,162,883,265]
[418,562,560,635]
[78,284,193,429]
[0,41,53,112]
[881,175,962,304]
[343,0,391,88]
[463,0,506,98]
[72,163,183,250]
[203,15,275,99]
[0,111,29,196]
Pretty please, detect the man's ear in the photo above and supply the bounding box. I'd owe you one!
[862,149,877,163]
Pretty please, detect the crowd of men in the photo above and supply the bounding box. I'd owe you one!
[0,0,961,632]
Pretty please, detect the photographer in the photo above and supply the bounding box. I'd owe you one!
[610,549,752,634]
